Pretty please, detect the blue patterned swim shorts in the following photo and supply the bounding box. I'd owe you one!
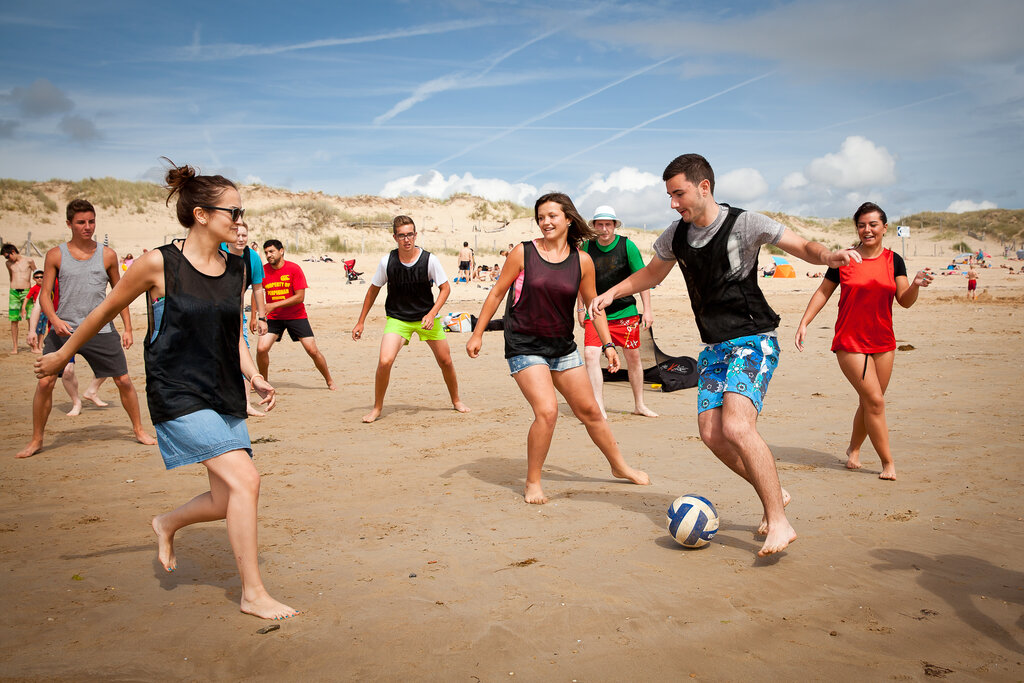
[696,333,780,414]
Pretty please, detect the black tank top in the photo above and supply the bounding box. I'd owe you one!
[671,205,780,344]
[384,248,435,322]
[503,241,580,358]
[144,243,246,424]
[584,236,636,316]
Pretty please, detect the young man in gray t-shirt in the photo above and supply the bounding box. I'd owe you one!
[592,154,859,558]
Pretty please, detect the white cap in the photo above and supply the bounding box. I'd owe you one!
[589,205,622,229]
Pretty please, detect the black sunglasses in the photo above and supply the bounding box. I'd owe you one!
[201,206,245,222]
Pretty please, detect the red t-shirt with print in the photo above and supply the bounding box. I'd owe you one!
[263,260,308,320]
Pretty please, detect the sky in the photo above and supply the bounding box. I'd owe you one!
[1,0,1022,227]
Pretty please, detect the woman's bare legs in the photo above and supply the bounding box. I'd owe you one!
[836,351,897,479]
[150,449,297,619]
[512,365,560,504]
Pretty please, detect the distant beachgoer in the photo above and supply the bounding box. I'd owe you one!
[967,264,978,301]
[220,221,268,416]
[795,202,932,480]
[121,253,134,272]
[3,243,36,354]
[467,193,650,504]
[352,216,470,423]
[457,242,473,283]
[34,162,297,620]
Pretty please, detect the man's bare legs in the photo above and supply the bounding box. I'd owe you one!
[255,334,274,380]
[363,333,404,423]
[63,361,83,416]
[110,374,157,445]
[10,321,19,354]
[150,449,298,620]
[82,377,108,407]
[697,394,796,556]
[582,345,608,418]
[425,339,471,414]
[836,351,896,480]
[298,336,336,390]
[15,376,58,458]
[623,346,657,417]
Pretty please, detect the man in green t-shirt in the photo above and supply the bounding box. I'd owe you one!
[576,206,657,418]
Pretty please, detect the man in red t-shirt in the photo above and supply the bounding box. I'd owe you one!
[256,239,335,390]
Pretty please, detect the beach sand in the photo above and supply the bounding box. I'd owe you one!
[1,198,1023,680]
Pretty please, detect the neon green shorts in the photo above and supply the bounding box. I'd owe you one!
[8,289,28,321]
[384,316,446,342]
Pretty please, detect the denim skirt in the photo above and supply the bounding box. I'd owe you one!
[155,409,253,470]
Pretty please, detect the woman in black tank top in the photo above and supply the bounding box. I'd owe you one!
[467,193,650,504]
[33,161,297,621]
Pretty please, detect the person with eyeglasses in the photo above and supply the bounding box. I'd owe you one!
[15,199,156,459]
[25,269,45,353]
[257,239,336,390]
[351,215,471,423]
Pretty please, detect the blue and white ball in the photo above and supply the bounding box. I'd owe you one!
[666,495,719,548]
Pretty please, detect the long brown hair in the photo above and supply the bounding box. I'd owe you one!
[534,192,596,248]
[162,157,237,229]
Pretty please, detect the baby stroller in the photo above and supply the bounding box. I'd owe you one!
[344,259,363,282]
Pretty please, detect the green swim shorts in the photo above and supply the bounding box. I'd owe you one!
[8,289,28,321]
[384,316,446,342]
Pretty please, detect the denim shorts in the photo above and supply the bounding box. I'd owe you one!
[696,333,780,414]
[155,409,253,470]
[507,349,583,375]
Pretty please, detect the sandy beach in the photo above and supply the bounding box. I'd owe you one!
[1,190,1023,680]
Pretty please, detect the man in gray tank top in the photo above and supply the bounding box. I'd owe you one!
[15,199,156,458]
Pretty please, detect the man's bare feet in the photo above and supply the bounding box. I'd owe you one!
[151,515,176,571]
[758,521,797,557]
[758,488,792,536]
[83,391,109,407]
[241,594,299,620]
[879,465,896,480]
[66,401,83,417]
[453,401,471,414]
[524,481,548,504]
[611,466,651,486]
[632,406,658,417]
[845,447,862,470]
[327,380,337,391]
[362,408,382,423]
[135,430,158,446]
[246,404,265,417]
[14,440,42,459]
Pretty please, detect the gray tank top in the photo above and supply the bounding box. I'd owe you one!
[56,242,115,334]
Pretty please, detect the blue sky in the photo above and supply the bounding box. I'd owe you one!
[1,0,1022,226]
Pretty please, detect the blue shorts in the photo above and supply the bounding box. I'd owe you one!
[155,409,252,470]
[507,349,583,375]
[696,333,780,414]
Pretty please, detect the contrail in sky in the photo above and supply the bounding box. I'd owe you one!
[810,89,963,132]
[517,71,775,182]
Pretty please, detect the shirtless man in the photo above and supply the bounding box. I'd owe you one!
[3,243,36,354]
[15,199,156,458]
[352,216,471,423]
[967,263,979,301]
[457,242,473,283]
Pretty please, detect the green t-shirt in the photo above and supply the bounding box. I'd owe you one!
[582,235,646,320]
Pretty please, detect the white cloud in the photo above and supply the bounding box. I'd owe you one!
[717,168,769,203]
[805,136,896,189]
[779,172,808,191]
[577,167,674,228]
[581,167,660,194]
[946,199,997,213]
[244,175,264,185]
[380,170,537,206]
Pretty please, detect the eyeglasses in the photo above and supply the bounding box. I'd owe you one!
[33,275,43,279]
[395,232,416,240]
[201,206,245,222]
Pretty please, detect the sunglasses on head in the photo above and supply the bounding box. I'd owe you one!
[201,206,245,222]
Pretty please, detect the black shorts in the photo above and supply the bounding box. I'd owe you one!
[43,330,128,378]
[459,261,471,271]
[267,317,314,341]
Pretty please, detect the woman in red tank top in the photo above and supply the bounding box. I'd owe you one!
[467,193,650,504]
[795,202,933,480]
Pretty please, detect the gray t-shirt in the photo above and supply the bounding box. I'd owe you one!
[653,204,786,280]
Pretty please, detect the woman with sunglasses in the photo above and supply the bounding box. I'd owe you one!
[34,161,297,620]
[794,202,932,480]
[466,192,649,504]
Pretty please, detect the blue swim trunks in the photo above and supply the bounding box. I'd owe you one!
[696,333,780,414]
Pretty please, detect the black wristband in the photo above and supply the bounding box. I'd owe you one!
[602,342,615,351]
[258,316,267,322]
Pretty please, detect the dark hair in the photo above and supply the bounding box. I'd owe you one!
[393,215,415,233]
[66,198,96,221]
[263,239,284,251]
[853,202,887,225]
[463,241,469,247]
[162,158,237,229]
[534,192,595,247]
[1,243,17,256]
[662,153,715,194]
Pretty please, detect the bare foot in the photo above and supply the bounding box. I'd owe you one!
[9,349,18,355]
[845,447,862,470]
[758,521,797,557]
[524,481,548,504]
[632,405,659,417]
[362,408,382,423]
[453,401,471,414]
[758,488,792,536]
[135,430,158,446]
[151,515,176,571]
[66,401,83,417]
[611,466,651,486]
[327,380,337,391]
[83,391,109,407]
[246,404,265,417]
[15,440,43,459]
[240,594,299,620]
[879,465,896,481]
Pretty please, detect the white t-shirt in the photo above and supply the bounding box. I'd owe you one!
[370,248,448,287]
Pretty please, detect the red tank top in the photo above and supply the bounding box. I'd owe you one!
[831,249,898,353]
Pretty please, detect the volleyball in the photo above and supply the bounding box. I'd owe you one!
[666,495,719,548]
